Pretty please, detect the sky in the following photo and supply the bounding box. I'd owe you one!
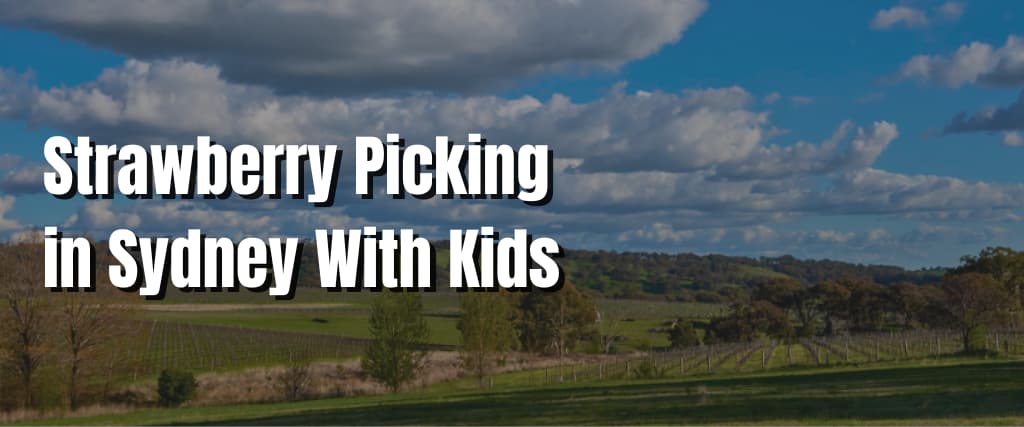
[0,0,1022,269]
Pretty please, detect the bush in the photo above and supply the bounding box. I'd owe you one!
[668,318,701,349]
[157,369,197,407]
[631,358,668,379]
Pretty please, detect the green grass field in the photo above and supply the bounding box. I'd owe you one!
[22,358,1024,426]
[140,290,723,356]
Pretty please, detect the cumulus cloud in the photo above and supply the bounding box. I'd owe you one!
[0,61,894,180]
[870,2,963,30]
[0,156,48,194]
[0,0,706,95]
[943,90,1024,134]
[825,168,1024,214]
[937,1,966,20]
[897,36,1024,87]
[1003,131,1024,147]
[0,198,21,231]
[2,59,1022,266]
[871,6,929,30]
[0,196,23,231]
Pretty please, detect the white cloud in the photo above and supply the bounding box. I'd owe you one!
[0,0,706,95]
[0,196,24,231]
[2,59,1022,266]
[937,1,965,20]
[870,2,964,31]
[871,6,929,30]
[0,62,892,179]
[762,92,782,105]
[1004,131,1024,147]
[897,36,1024,87]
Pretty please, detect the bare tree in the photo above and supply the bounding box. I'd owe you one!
[57,241,141,410]
[58,292,125,409]
[0,241,50,408]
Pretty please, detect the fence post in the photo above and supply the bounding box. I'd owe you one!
[626,360,631,378]
[761,350,766,369]
[706,352,711,374]
[845,340,850,362]
[787,345,792,366]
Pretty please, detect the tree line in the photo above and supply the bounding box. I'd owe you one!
[696,247,1021,354]
[362,281,597,391]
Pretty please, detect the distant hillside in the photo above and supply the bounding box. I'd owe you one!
[295,241,944,300]
[559,250,944,300]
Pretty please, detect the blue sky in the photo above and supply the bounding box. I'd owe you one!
[0,0,1022,268]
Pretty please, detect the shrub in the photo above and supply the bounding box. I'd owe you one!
[157,369,197,407]
[668,318,701,349]
[631,358,668,380]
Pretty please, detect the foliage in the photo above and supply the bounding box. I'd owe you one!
[667,318,700,349]
[457,291,518,387]
[630,357,668,379]
[515,282,597,355]
[362,292,430,392]
[705,301,792,343]
[940,272,1009,353]
[157,369,197,407]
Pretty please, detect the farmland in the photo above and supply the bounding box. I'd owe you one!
[23,357,1024,425]
[79,289,722,387]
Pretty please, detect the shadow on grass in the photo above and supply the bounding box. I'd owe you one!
[187,361,1024,425]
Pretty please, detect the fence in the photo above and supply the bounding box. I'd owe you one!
[528,329,1024,386]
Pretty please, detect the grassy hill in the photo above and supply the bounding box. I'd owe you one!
[290,241,945,300]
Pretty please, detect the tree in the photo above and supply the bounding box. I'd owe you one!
[362,292,430,392]
[457,291,518,387]
[705,301,792,344]
[811,280,851,336]
[667,318,700,349]
[843,278,887,332]
[157,369,197,407]
[0,241,51,408]
[754,278,818,336]
[57,242,139,410]
[940,272,1009,353]
[594,308,627,354]
[955,247,1024,325]
[516,282,597,356]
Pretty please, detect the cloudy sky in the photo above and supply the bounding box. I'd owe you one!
[0,0,1022,268]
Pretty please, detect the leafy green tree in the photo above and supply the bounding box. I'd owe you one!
[754,278,819,336]
[955,247,1024,324]
[362,292,430,392]
[705,301,792,344]
[842,278,888,332]
[667,318,700,349]
[517,282,597,356]
[940,272,1009,353]
[811,281,851,336]
[157,369,197,407]
[457,291,518,387]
